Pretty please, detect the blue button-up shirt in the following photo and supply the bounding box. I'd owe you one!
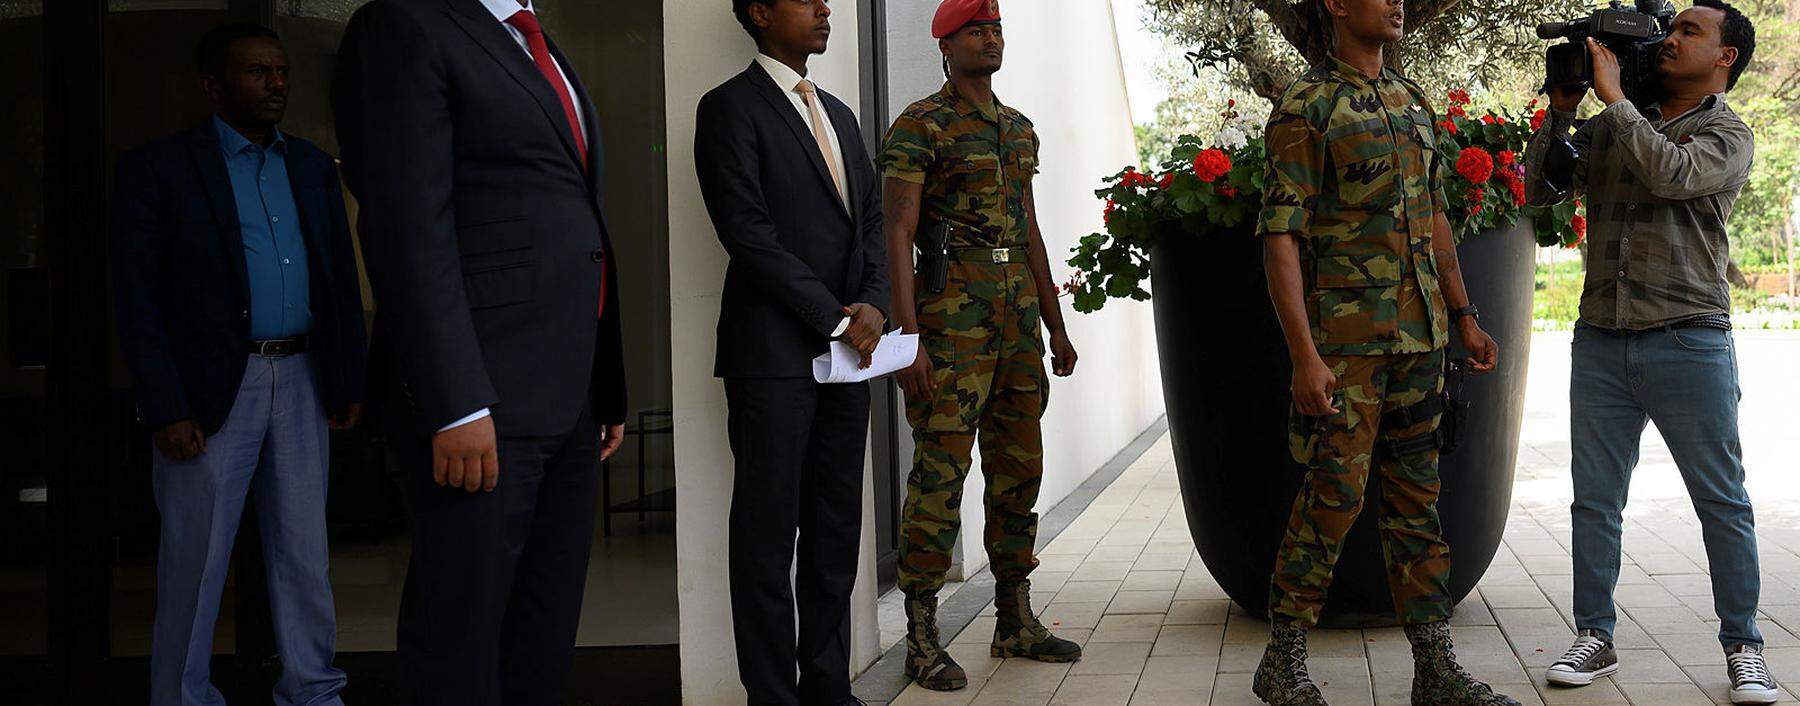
[214,115,312,340]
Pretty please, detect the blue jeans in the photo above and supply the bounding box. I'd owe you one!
[1569,322,1762,650]
[150,353,346,706]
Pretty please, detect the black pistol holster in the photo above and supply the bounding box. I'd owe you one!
[916,221,951,295]
[1378,360,1469,459]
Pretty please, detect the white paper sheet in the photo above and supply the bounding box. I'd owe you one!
[812,331,919,384]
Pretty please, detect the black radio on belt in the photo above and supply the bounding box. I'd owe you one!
[915,221,952,295]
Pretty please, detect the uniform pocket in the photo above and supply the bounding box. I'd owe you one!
[1329,137,1397,207]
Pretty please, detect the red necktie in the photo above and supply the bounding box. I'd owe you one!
[505,10,607,319]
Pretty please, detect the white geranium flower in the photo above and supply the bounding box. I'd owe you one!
[1214,125,1248,150]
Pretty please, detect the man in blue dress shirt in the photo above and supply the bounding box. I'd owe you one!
[110,23,368,706]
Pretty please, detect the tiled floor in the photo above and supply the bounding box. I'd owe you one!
[875,332,1800,705]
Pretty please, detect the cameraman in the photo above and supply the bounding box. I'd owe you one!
[1522,2,1774,702]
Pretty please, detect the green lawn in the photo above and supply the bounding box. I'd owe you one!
[1532,260,1798,330]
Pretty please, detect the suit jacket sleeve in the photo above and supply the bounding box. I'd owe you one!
[109,149,194,432]
[334,2,496,431]
[851,140,891,321]
[325,160,369,407]
[694,90,846,337]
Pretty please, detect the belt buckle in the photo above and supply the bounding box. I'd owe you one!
[255,340,274,357]
[991,248,1007,264]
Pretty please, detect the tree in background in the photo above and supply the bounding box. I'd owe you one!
[1133,0,1800,279]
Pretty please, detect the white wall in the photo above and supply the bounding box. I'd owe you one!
[663,2,880,704]
[880,1,1165,579]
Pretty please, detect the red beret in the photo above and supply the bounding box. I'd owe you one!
[932,0,1001,39]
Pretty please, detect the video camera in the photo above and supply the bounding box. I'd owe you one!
[1538,0,1677,107]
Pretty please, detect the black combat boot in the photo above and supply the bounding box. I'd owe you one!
[904,595,967,691]
[1406,620,1523,705]
[991,580,1082,662]
[1254,621,1328,705]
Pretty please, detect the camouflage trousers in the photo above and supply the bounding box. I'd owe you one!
[1269,349,1453,627]
[898,260,1048,597]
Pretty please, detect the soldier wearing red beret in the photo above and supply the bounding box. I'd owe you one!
[877,0,1085,692]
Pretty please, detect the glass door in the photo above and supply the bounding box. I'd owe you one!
[0,3,55,703]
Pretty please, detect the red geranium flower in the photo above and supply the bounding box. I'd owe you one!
[1509,178,1526,206]
[1467,186,1485,202]
[1220,186,1240,199]
[1440,120,1458,135]
[1456,147,1495,184]
[1531,108,1547,131]
[1447,105,1467,119]
[1192,148,1232,183]
[1103,199,1117,224]
[1448,88,1471,106]
[1480,114,1496,125]
[1471,204,1483,215]
[1571,214,1587,241]
[1158,172,1175,189]
[1498,150,1516,167]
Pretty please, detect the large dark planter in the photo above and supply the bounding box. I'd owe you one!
[1152,222,1535,626]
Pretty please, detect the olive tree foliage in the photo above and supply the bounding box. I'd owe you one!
[1143,0,1590,103]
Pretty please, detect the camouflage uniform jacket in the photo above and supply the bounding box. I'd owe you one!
[876,82,1040,249]
[1258,56,1450,356]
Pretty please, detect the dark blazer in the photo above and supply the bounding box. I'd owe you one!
[695,63,889,379]
[110,122,369,437]
[333,0,626,437]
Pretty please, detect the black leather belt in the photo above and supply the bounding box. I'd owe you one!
[251,336,308,357]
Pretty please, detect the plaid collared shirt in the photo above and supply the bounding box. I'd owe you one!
[1524,93,1754,331]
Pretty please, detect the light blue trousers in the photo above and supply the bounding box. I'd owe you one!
[149,353,347,706]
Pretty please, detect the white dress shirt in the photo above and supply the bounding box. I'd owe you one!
[753,54,854,339]
[443,0,590,434]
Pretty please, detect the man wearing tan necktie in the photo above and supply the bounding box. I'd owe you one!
[695,1,890,704]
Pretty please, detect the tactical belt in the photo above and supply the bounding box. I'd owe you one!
[949,246,1030,264]
[1376,360,1468,458]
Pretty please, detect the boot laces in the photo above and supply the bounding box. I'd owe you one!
[1729,648,1773,687]
[1556,634,1607,668]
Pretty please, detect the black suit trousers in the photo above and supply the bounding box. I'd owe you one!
[396,406,600,706]
[725,378,870,706]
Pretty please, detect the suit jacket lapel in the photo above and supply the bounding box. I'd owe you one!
[445,0,586,170]
[187,124,250,301]
[546,34,603,197]
[745,64,850,220]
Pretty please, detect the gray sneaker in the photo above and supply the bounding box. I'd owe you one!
[1544,629,1618,687]
[1727,644,1778,704]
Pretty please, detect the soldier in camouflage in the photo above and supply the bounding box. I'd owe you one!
[875,0,1082,691]
[1254,1,1511,705]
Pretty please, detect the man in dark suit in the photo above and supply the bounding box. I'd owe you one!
[332,0,627,704]
[110,23,365,706]
[695,1,889,704]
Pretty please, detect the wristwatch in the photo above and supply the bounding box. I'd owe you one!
[1451,304,1480,322]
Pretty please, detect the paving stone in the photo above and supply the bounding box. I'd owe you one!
[1105,590,1174,615]
[1120,570,1183,592]
[1048,675,1137,705]
[1611,648,1691,683]
[1067,641,1151,677]
[1071,561,1135,583]
[1150,624,1223,657]
[1091,614,1165,643]
[1163,599,1228,626]
[1613,682,1713,706]
[1050,581,1120,605]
